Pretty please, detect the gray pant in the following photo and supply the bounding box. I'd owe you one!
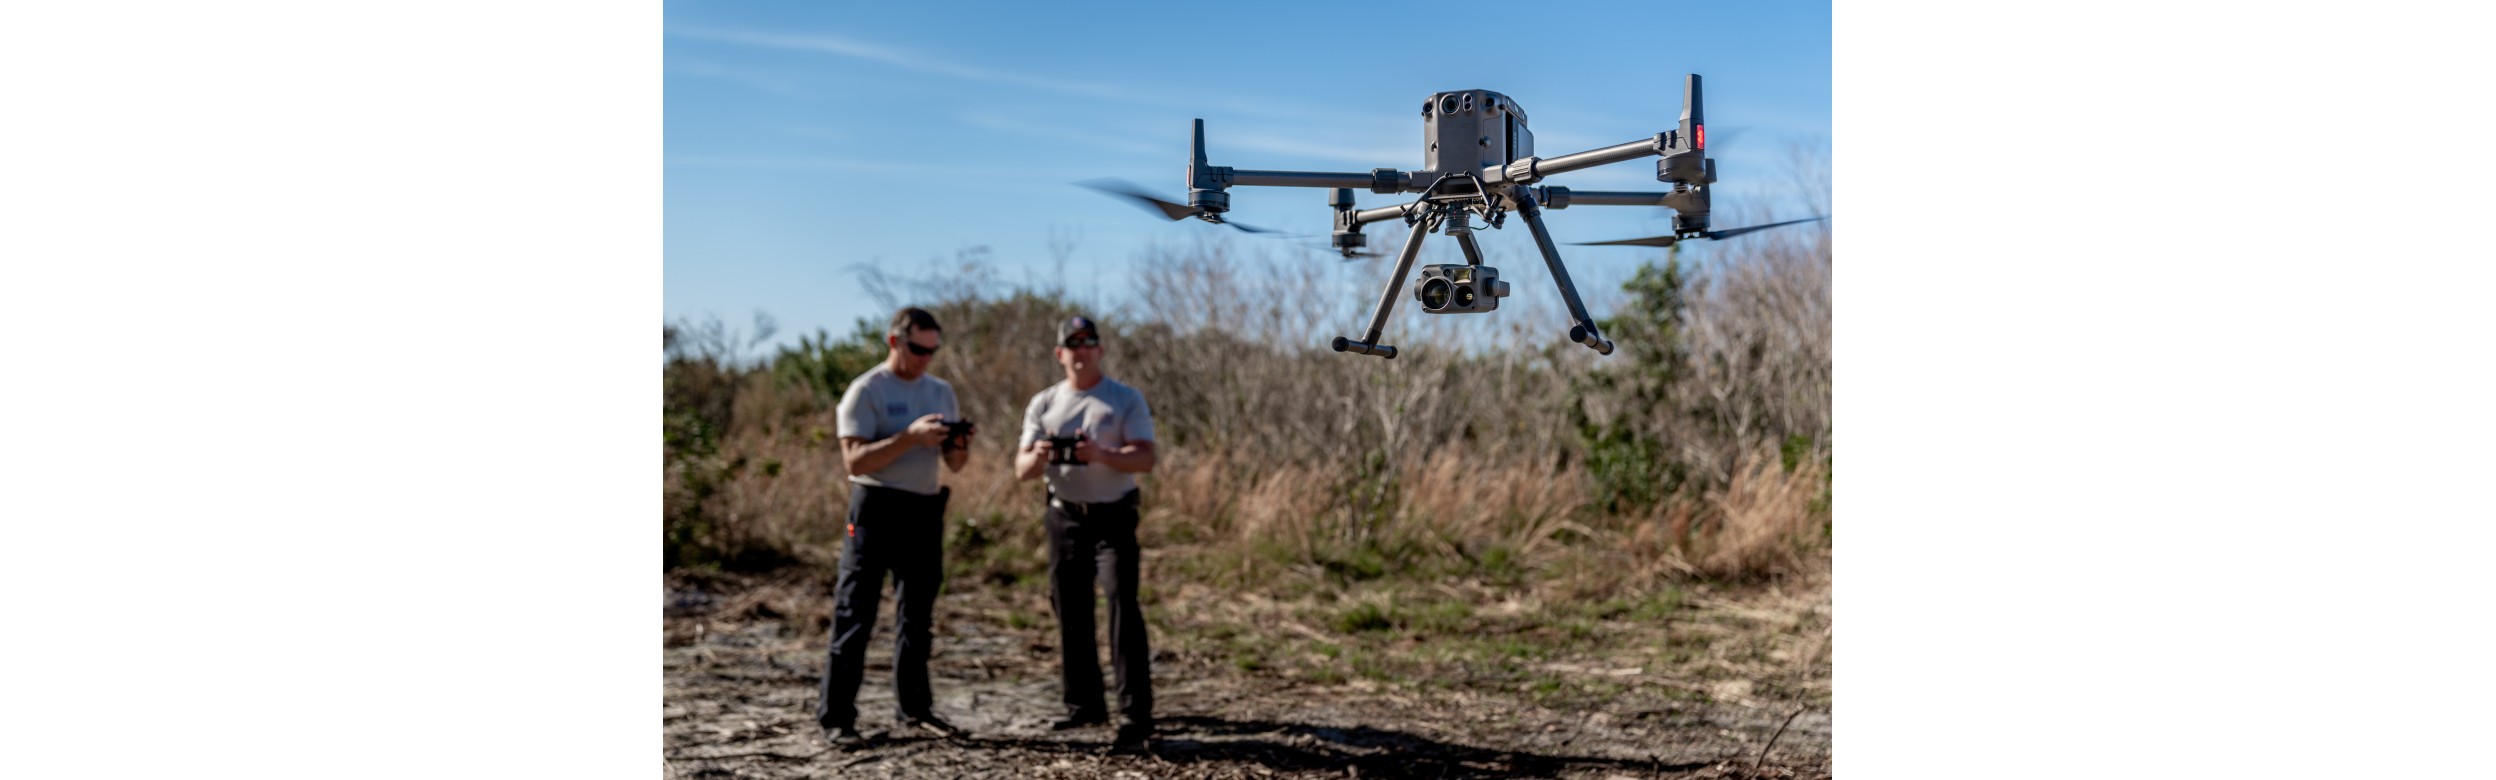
[1044,489,1152,726]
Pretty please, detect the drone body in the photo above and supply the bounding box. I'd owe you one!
[1084,74,1823,358]
[1421,90,1533,179]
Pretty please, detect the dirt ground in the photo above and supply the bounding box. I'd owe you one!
[664,569,1830,779]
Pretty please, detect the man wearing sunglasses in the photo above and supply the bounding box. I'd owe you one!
[818,307,973,749]
[1013,315,1161,751]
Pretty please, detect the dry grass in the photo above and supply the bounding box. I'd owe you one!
[675,424,1831,599]
[666,158,1834,588]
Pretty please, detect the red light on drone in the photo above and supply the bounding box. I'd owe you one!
[1695,124,1705,150]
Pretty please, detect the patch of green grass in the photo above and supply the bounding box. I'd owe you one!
[945,511,1047,588]
[1558,619,1596,642]
[1410,600,1474,634]
[1484,636,1551,661]
[1334,602,1394,634]
[1477,544,1524,586]
[1629,587,1687,622]
[1320,546,1388,582]
[1350,652,1395,681]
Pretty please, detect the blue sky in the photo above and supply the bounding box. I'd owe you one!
[666,1,1830,355]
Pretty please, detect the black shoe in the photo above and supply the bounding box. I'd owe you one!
[1051,712,1109,731]
[899,713,970,739]
[822,725,868,751]
[1111,722,1153,752]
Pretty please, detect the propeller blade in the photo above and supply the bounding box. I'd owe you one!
[1290,240,1383,261]
[1222,219,1283,234]
[1075,179,1197,221]
[1705,215,1827,240]
[1574,215,1827,248]
[1572,235,1682,248]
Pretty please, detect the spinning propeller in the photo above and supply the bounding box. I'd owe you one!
[1573,215,1826,248]
[1075,179,1283,234]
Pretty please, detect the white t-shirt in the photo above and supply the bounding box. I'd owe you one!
[835,363,959,496]
[1019,377,1155,504]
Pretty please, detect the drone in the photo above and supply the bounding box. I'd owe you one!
[1082,74,1824,359]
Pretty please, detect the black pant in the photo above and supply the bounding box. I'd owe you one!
[1045,489,1152,726]
[816,484,948,730]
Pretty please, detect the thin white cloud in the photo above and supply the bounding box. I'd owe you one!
[665,154,953,175]
[667,56,812,99]
[672,26,1149,103]
[669,25,1346,122]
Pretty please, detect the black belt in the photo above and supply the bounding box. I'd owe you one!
[856,483,950,511]
[1048,488,1138,517]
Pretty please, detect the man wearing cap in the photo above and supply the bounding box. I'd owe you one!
[817,306,974,749]
[1014,315,1160,751]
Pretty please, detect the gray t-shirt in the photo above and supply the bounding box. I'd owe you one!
[1019,377,1156,504]
[835,363,959,496]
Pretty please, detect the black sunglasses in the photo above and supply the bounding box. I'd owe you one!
[904,341,940,357]
[1062,335,1100,348]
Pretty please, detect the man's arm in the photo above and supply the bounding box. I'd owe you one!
[841,414,948,475]
[1084,439,1156,474]
[1014,439,1049,480]
[1091,387,1157,474]
[1012,393,1049,480]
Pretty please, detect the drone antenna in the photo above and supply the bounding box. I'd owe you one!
[1680,73,1704,150]
[1190,118,1208,168]
[1186,118,1231,218]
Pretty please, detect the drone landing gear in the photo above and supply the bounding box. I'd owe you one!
[1513,192,1614,355]
[1331,211,1435,359]
[1330,191,1613,358]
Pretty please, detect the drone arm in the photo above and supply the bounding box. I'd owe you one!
[1228,170,1384,189]
[1548,190,1667,207]
[1532,188,1707,212]
[1486,73,1712,192]
[1529,136,1670,179]
[1347,203,1411,227]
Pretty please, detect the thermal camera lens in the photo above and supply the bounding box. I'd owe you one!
[1439,95,1460,114]
[1456,284,1476,307]
[1419,277,1453,311]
